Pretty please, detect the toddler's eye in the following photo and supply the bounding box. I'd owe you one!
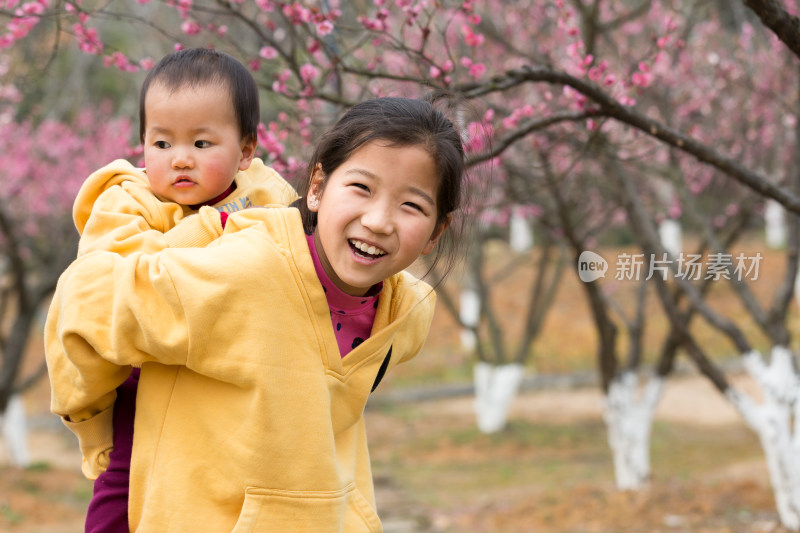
[195,140,211,148]
[154,141,170,149]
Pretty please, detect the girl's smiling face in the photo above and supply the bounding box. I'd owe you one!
[307,140,447,296]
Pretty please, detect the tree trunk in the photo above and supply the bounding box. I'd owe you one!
[473,361,525,434]
[509,208,534,253]
[1,394,30,467]
[658,219,682,256]
[726,347,800,530]
[459,287,480,352]
[603,371,664,490]
[765,199,787,249]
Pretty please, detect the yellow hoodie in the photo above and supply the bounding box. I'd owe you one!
[59,158,297,480]
[45,207,435,532]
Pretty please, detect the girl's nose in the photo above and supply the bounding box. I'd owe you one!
[361,204,394,234]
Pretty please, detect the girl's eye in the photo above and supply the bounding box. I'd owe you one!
[352,183,370,192]
[404,202,425,213]
[195,140,211,148]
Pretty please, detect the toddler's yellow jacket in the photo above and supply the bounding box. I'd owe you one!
[60,158,297,479]
[45,207,435,532]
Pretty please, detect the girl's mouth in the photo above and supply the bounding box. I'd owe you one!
[349,239,386,259]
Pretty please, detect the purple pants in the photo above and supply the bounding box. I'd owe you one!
[85,367,139,533]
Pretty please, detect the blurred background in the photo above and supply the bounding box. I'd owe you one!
[2,1,800,531]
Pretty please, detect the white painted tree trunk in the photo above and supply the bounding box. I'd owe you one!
[509,208,533,253]
[459,287,480,352]
[765,200,787,249]
[1,394,31,467]
[603,372,664,490]
[473,362,525,434]
[726,347,800,531]
[658,219,682,256]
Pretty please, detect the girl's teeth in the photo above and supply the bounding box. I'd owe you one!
[351,240,385,256]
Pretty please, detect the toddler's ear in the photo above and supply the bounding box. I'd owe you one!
[422,215,452,255]
[238,136,257,170]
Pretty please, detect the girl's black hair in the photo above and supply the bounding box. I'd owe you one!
[297,96,468,279]
[138,48,259,143]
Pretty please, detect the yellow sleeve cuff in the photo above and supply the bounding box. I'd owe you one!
[62,403,115,480]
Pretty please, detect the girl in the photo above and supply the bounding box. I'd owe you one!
[46,97,466,532]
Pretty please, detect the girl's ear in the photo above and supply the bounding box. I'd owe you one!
[238,136,258,171]
[306,164,325,212]
[422,214,452,255]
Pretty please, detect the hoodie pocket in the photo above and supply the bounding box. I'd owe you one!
[230,482,381,533]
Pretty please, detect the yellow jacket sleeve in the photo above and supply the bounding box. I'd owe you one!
[74,159,187,257]
[60,159,296,478]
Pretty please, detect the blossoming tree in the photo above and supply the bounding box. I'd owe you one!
[0,85,134,464]
[4,0,800,527]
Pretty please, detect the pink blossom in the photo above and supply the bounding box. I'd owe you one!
[460,24,484,47]
[257,122,286,159]
[256,0,275,11]
[181,20,202,35]
[316,20,334,36]
[307,40,321,54]
[73,23,103,55]
[469,63,486,79]
[429,66,441,78]
[357,15,385,31]
[104,51,139,72]
[259,46,278,60]
[283,3,312,24]
[176,0,193,19]
[299,63,320,84]
[631,72,652,87]
[19,1,46,15]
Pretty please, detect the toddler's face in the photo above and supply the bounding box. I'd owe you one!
[142,82,254,206]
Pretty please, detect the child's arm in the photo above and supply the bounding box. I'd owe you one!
[74,160,189,257]
[64,161,226,478]
[45,210,264,403]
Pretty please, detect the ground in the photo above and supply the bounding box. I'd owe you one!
[0,372,790,533]
[2,237,795,532]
